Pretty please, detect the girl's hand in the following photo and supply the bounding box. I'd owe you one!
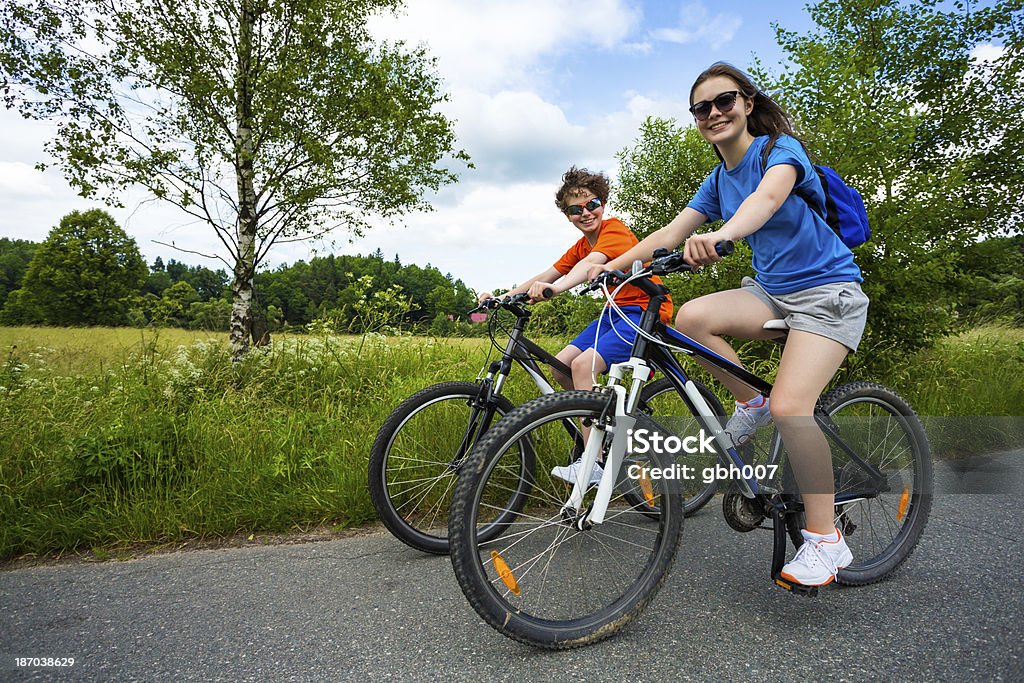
[684,232,726,269]
[476,291,494,304]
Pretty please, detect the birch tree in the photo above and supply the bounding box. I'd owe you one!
[0,0,468,358]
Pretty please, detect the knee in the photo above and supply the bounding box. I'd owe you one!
[768,391,816,419]
[674,301,711,337]
[570,353,593,376]
[570,353,600,387]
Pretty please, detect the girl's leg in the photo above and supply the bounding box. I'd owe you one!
[770,329,849,535]
[674,289,779,401]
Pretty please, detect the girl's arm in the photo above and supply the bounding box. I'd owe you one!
[684,164,797,265]
[595,208,708,276]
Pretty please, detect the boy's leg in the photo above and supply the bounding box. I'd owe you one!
[553,345,583,390]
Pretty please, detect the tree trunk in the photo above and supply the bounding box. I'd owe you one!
[230,0,258,362]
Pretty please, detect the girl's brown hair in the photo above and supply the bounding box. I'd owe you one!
[690,62,810,160]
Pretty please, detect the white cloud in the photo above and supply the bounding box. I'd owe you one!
[0,162,56,199]
[649,2,741,45]
[970,43,1005,64]
[369,0,642,92]
[0,0,704,291]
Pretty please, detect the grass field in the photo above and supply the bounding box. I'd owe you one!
[0,324,1021,560]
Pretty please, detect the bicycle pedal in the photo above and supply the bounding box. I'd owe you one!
[773,577,819,597]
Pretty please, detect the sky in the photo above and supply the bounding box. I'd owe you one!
[0,0,991,292]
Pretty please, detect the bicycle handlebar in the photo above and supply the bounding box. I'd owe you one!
[585,240,734,292]
[468,292,532,315]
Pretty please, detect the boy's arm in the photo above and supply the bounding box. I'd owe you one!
[478,266,563,303]
[528,252,607,300]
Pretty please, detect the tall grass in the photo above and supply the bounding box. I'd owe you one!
[0,324,1020,559]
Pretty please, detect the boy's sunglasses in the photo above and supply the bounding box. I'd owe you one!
[689,90,743,121]
[564,197,602,216]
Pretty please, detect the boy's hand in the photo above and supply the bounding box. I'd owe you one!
[586,263,614,282]
[527,282,555,301]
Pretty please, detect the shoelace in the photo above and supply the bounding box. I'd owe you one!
[791,538,839,575]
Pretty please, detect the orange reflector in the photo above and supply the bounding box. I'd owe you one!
[775,579,793,591]
[638,471,656,508]
[491,550,520,596]
[897,487,910,521]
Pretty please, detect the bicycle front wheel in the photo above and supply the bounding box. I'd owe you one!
[369,381,533,554]
[786,381,932,585]
[449,391,683,649]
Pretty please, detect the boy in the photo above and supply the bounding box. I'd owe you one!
[477,166,673,483]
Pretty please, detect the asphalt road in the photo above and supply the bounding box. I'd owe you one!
[2,462,1023,682]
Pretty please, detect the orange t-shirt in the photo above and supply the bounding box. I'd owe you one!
[553,218,674,323]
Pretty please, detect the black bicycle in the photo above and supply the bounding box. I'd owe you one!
[368,293,724,554]
[448,243,932,648]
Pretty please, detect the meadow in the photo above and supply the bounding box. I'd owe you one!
[0,324,1021,560]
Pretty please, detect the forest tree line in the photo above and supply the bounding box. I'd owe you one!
[0,210,482,335]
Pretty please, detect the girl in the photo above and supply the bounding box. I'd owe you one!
[591,63,869,587]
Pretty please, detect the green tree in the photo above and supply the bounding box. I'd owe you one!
[153,280,200,327]
[0,237,37,307]
[188,297,232,331]
[0,0,468,359]
[615,118,720,239]
[8,209,146,326]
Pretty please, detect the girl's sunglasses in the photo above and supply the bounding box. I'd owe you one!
[564,197,602,216]
[689,90,742,121]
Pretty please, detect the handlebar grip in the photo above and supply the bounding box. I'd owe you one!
[542,287,554,299]
[715,240,734,256]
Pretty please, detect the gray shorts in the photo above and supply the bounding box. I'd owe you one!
[741,277,869,352]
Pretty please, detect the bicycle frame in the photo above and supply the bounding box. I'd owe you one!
[568,272,888,527]
[451,299,579,471]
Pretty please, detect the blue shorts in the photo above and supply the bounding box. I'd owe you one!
[568,306,645,371]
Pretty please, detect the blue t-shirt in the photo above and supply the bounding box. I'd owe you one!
[687,135,862,295]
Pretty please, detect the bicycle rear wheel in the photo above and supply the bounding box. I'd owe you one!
[785,381,932,585]
[369,381,534,554]
[449,391,683,649]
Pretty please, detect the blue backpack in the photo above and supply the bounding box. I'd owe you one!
[715,145,871,249]
[762,145,870,248]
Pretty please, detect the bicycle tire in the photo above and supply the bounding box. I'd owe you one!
[630,377,725,517]
[784,381,932,585]
[449,390,683,649]
[369,381,534,554]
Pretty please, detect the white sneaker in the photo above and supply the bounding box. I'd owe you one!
[780,528,854,586]
[551,458,603,485]
[725,395,772,445]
